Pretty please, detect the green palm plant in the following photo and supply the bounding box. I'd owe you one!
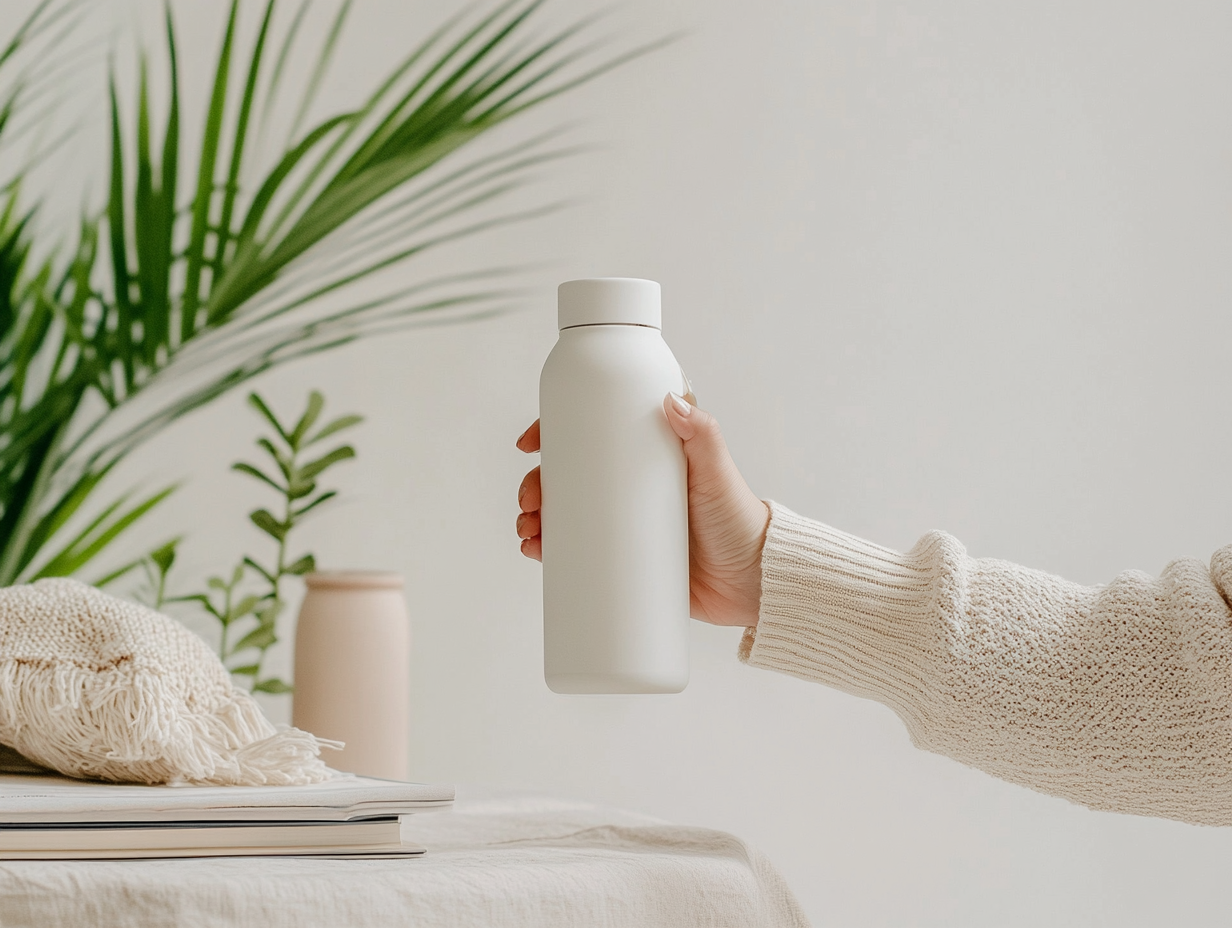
[0,0,657,585]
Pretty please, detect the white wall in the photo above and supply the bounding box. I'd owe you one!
[15,0,1232,924]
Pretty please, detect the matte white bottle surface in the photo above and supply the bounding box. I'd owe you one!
[539,278,690,694]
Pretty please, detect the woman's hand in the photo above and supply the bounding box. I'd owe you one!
[514,419,544,563]
[516,395,770,627]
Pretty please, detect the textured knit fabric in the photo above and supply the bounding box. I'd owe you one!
[739,502,1232,826]
[0,578,333,786]
[0,790,809,928]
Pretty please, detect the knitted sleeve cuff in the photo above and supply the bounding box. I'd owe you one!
[739,502,943,721]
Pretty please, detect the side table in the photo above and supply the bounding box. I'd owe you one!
[0,789,808,927]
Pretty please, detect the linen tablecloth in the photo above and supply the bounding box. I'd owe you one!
[0,789,808,927]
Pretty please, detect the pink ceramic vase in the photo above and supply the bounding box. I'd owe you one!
[292,571,410,779]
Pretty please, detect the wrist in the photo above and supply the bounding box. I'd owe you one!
[742,498,770,627]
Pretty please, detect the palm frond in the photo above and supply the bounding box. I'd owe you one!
[0,0,666,585]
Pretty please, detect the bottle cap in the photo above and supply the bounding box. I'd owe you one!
[557,278,661,330]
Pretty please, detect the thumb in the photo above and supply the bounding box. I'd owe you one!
[664,395,769,626]
[663,392,735,490]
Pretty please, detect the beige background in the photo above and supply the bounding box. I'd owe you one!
[12,0,1232,924]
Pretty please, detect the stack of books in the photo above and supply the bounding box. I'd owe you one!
[0,765,453,860]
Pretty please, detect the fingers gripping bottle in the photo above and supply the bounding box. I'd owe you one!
[539,278,690,694]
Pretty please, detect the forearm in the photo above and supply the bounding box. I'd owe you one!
[741,503,1232,825]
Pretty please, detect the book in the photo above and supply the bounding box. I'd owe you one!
[0,815,425,859]
[0,771,454,823]
[0,767,453,859]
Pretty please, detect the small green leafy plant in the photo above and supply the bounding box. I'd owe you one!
[143,389,360,692]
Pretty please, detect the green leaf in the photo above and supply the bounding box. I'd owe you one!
[246,392,290,443]
[286,477,316,500]
[256,437,292,479]
[256,600,283,624]
[288,390,324,449]
[326,0,530,193]
[286,553,315,575]
[252,677,293,694]
[149,538,177,574]
[0,1,62,72]
[207,576,228,591]
[181,0,238,341]
[232,461,284,493]
[25,487,128,576]
[258,0,309,138]
[242,556,274,584]
[298,444,355,480]
[133,56,156,360]
[306,413,363,445]
[204,113,352,319]
[107,71,134,391]
[230,594,262,621]
[231,623,277,654]
[249,508,286,542]
[169,593,222,620]
[93,557,145,589]
[293,489,337,519]
[212,0,275,288]
[13,467,108,581]
[155,7,180,363]
[228,663,260,677]
[131,11,180,373]
[31,485,177,580]
[288,0,351,140]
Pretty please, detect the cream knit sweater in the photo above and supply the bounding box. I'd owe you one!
[739,502,1232,826]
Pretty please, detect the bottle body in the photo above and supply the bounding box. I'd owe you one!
[539,317,690,694]
[292,571,411,778]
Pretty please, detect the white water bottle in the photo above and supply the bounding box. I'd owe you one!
[539,278,690,694]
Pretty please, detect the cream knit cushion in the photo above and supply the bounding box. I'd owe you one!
[0,578,333,785]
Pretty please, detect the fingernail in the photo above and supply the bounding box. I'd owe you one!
[668,392,692,417]
[516,426,529,445]
[518,484,526,504]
